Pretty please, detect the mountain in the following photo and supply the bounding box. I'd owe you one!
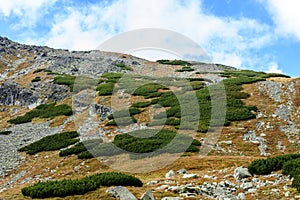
[0,36,299,199]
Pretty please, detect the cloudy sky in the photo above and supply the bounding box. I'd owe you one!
[0,0,299,77]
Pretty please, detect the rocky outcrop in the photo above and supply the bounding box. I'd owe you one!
[0,82,39,108]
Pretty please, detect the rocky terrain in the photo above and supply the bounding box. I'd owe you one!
[0,36,299,200]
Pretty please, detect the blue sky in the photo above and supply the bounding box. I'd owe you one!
[0,0,299,77]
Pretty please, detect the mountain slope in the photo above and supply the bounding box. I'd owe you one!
[0,36,299,200]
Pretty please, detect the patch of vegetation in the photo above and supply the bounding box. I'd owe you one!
[59,139,103,157]
[282,158,300,178]
[19,131,79,155]
[54,75,76,91]
[96,82,115,96]
[114,63,133,71]
[21,172,142,198]
[132,83,168,97]
[107,107,141,120]
[8,103,72,124]
[31,76,41,82]
[106,116,137,126]
[0,130,12,135]
[157,59,192,66]
[248,154,300,175]
[33,68,52,74]
[77,129,201,159]
[176,66,195,72]
[131,101,152,108]
[248,154,300,192]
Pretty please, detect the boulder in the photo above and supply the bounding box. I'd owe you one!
[183,174,198,179]
[141,190,155,200]
[106,186,137,200]
[165,170,175,178]
[234,167,252,181]
[177,168,187,175]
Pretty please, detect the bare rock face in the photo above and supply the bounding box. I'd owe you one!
[0,82,39,108]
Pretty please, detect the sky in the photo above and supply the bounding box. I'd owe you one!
[0,0,299,77]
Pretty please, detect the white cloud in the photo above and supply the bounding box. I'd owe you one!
[39,0,276,73]
[263,0,300,40]
[0,0,57,27]
[266,62,283,74]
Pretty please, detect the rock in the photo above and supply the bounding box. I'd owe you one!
[177,168,187,175]
[234,167,252,181]
[106,186,137,200]
[183,174,198,179]
[161,197,180,200]
[141,190,155,200]
[156,185,169,190]
[247,188,257,193]
[240,182,253,191]
[237,192,246,200]
[165,170,176,178]
[147,180,158,185]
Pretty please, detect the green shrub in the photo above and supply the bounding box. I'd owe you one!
[132,83,167,97]
[8,103,72,124]
[31,77,41,82]
[114,63,133,71]
[175,66,194,72]
[107,108,141,120]
[96,82,115,96]
[292,175,300,191]
[157,59,192,66]
[54,75,76,91]
[19,131,79,155]
[248,154,300,175]
[21,172,142,198]
[59,139,102,157]
[0,130,12,135]
[282,158,300,178]
[131,101,152,108]
[33,68,52,74]
[106,116,137,126]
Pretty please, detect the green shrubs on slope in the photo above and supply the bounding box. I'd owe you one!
[248,154,300,191]
[0,130,12,135]
[54,75,76,91]
[157,59,192,66]
[18,131,79,155]
[21,172,142,198]
[76,129,201,159]
[248,154,300,175]
[8,103,72,124]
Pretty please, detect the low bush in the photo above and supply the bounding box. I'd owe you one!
[19,131,79,155]
[131,101,152,108]
[114,63,133,71]
[0,130,12,135]
[157,59,192,66]
[96,82,115,96]
[54,75,76,91]
[248,154,300,175]
[282,158,300,178]
[175,66,194,72]
[106,116,137,126]
[132,83,167,97]
[107,108,141,120]
[21,172,142,198]
[292,175,300,191]
[31,77,41,82]
[8,103,72,124]
[59,139,102,157]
